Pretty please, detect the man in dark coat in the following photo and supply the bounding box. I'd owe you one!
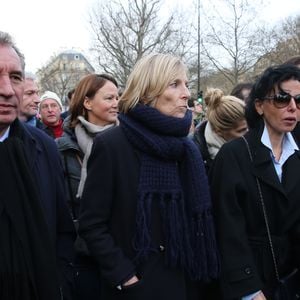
[0,31,75,299]
[18,72,43,127]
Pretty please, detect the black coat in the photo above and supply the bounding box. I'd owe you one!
[193,120,213,173]
[56,122,83,220]
[209,125,300,299]
[17,121,76,298]
[78,126,202,300]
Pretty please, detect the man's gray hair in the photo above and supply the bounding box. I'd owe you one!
[0,31,25,73]
[25,72,36,81]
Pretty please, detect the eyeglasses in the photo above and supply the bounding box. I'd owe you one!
[264,92,300,109]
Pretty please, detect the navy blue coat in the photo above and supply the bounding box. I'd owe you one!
[79,126,202,300]
[13,120,75,297]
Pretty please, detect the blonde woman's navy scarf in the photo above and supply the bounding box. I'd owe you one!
[119,104,219,281]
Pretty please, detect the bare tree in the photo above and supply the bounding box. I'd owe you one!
[200,0,271,88]
[88,0,194,86]
[266,16,300,64]
[39,66,74,101]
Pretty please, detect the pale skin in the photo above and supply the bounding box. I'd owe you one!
[0,45,24,138]
[39,99,62,126]
[255,79,300,162]
[154,71,190,118]
[19,78,40,121]
[123,70,190,287]
[253,291,266,300]
[83,80,119,126]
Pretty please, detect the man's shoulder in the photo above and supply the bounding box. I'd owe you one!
[36,119,46,129]
[23,123,57,149]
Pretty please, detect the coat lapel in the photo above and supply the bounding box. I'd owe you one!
[281,150,300,194]
[252,146,286,196]
[13,120,40,171]
[22,126,40,171]
[246,129,286,197]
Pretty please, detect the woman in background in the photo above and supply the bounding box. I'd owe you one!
[56,73,119,300]
[79,53,219,300]
[193,88,247,172]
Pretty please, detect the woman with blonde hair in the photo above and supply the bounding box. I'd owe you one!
[78,53,219,300]
[193,88,248,172]
[56,73,119,300]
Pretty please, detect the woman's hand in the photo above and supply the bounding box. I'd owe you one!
[123,275,139,287]
[253,291,266,300]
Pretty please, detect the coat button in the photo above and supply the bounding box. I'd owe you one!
[159,245,165,252]
[244,267,252,275]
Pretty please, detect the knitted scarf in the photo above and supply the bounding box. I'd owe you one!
[119,104,219,281]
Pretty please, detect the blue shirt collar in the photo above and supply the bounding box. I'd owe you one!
[0,126,10,142]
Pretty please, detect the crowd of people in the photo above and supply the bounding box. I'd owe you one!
[1,29,300,300]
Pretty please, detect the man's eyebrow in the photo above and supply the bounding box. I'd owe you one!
[11,70,24,77]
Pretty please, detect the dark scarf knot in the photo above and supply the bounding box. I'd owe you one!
[119,104,219,280]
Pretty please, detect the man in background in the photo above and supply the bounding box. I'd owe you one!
[39,90,64,138]
[18,72,44,128]
[230,82,253,102]
[61,88,75,119]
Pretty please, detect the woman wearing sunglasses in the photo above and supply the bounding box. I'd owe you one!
[209,64,300,299]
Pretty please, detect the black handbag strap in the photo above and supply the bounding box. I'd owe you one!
[242,136,280,282]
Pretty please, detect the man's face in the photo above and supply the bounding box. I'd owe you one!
[19,78,40,121]
[0,45,24,136]
[39,99,62,126]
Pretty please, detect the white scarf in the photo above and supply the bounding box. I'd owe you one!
[75,116,117,198]
[204,121,226,159]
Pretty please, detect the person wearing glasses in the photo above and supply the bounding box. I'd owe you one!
[282,56,300,143]
[56,73,119,300]
[209,64,300,299]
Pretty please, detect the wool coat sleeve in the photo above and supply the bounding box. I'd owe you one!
[23,124,76,299]
[208,141,263,299]
[52,148,77,298]
[78,134,137,287]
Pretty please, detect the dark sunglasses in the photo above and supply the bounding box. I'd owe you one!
[264,92,300,109]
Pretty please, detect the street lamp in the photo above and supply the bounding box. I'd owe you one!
[197,0,201,102]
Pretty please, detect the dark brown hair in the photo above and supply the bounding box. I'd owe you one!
[282,55,300,67]
[69,74,118,128]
